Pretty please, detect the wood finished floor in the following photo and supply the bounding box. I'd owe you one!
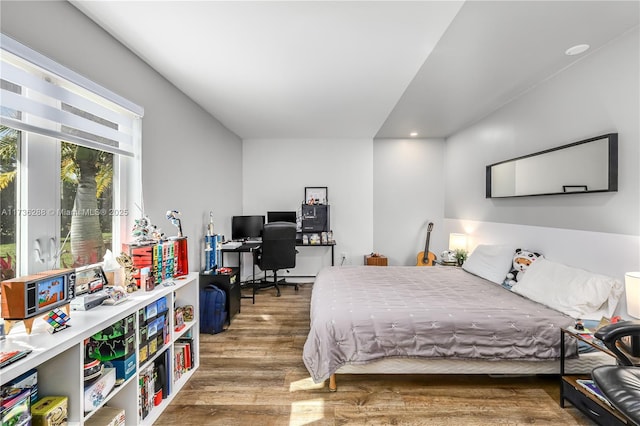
[157,283,595,425]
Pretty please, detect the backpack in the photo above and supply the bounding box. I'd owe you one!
[199,284,227,334]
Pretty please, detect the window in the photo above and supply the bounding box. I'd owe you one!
[0,34,143,274]
[60,142,114,268]
[0,126,18,279]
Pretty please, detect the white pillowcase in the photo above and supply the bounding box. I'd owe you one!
[462,244,515,284]
[511,258,623,320]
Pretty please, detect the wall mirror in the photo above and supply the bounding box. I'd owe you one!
[486,133,618,198]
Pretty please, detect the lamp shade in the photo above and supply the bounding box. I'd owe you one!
[448,233,467,252]
[625,272,640,318]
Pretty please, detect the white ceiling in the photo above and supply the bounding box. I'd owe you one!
[71,1,639,140]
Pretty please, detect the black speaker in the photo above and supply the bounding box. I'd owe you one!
[302,204,330,232]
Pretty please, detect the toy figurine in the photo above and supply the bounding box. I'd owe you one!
[166,210,183,237]
[132,216,151,242]
[116,252,138,292]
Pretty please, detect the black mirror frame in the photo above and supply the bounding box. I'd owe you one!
[486,133,618,198]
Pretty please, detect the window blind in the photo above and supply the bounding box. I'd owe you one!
[0,33,143,157]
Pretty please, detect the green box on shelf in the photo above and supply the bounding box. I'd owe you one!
[87,330,135,362]
[139,324,147,348]
[99,313,135,338]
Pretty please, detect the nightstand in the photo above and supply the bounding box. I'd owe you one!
[560,327,629,425]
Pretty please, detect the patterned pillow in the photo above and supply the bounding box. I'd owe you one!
[503,248,543,289]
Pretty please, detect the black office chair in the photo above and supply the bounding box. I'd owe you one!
[591,320,640,425]
[254,221,298,297]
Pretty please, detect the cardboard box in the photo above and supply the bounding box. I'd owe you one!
[145,301,157,321]
[156,296,168,314]
[139,344,148,364]
[104,353,136,382]
[364,254,388,266]
[148,337,158,357]
[31,396,68,426]
[146,317,159,339]
[139,324,148,348]
[84,406,125,426]
[84,368,116,413]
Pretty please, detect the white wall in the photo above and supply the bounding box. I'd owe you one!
[444,28,639,236]
[242,138,373,277]
[1,1,244,271]
[442,28,640,283]
[372,138,446,265]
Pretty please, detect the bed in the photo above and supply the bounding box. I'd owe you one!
[302,261,621,390]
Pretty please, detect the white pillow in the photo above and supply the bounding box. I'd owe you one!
[462,244,515,284]
[511,258,623,320]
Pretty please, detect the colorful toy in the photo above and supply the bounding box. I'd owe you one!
[45,307,70,333]
[116,252,138,293]
[504,248,543,288]
[166,210,183,237]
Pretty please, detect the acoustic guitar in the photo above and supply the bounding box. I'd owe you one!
[416,222,436,266]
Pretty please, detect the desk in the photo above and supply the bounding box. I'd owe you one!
[296,241,335,266]
[221,241,337,300]
[291,241,336,278]
[221,242,261,304]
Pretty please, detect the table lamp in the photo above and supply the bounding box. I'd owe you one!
[448,233,468,252]
[624,272,640,356]
[448,233,468,266]
[626,272,640,318]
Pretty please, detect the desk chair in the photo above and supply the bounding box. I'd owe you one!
[254,221,298,297]
[591,321,640,425]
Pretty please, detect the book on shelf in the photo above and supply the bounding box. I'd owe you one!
[576,379,612,407]
[138,364,155,420]
[0,350,32,369]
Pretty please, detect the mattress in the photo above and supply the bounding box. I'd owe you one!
[303,266,580,383]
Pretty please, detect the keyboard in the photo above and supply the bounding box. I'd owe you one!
[222,241,242,249]
[242,242,261,248]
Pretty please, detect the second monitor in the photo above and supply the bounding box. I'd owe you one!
[267,211,296,224]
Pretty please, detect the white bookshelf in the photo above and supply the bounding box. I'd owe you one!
[1,272,199,425]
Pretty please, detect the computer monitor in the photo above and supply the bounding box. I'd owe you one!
[231,215,265,241]
[267,211,296,224]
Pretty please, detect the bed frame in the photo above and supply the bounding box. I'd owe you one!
[327,352,614,391]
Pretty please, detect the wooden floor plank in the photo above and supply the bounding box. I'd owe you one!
[155,283,595,425]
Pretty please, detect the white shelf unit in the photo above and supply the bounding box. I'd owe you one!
[1,272,199,425]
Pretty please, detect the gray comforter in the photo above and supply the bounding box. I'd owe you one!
[303,266,576,383]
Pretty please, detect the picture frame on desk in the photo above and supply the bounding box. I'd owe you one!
[305,186,328,205]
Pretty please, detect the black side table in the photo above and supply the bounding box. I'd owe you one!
[560,327,628,425]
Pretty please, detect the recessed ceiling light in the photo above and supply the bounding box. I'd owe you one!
[565,44,590,56]
[410,132,418,137]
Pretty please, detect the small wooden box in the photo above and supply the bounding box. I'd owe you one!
[364,254,387,266]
